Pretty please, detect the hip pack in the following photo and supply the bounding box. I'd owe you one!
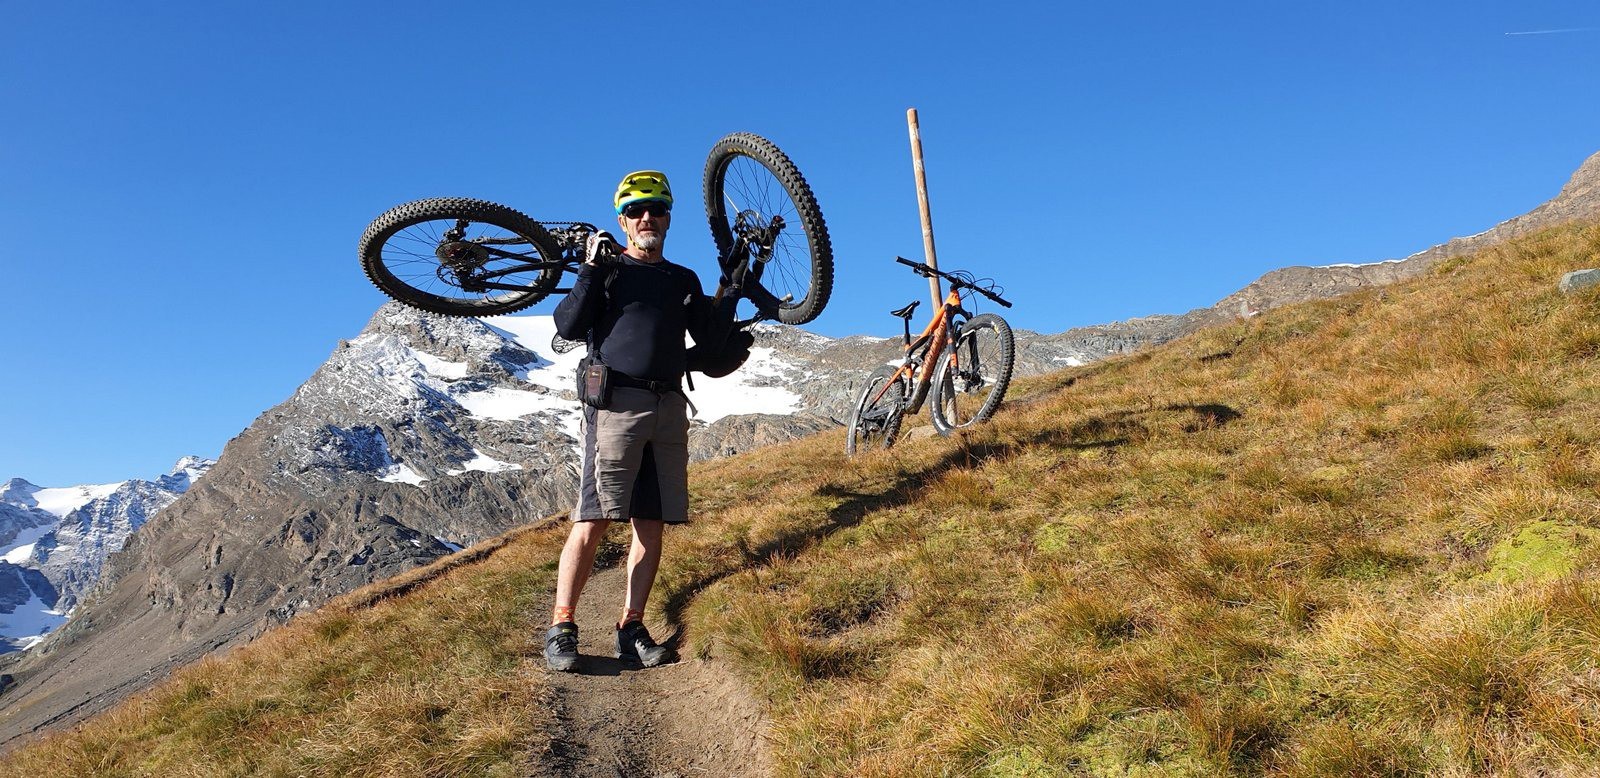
[576,354,612,409]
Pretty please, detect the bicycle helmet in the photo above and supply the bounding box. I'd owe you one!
[614,170,674,214]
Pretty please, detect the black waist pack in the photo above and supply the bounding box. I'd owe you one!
[577,355,612,409]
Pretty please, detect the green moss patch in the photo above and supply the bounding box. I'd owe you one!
[1483,520,1600,583]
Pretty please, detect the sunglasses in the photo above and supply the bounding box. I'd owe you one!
[622,201,671,219]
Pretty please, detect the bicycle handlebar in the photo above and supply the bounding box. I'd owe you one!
[894,256,1013,308]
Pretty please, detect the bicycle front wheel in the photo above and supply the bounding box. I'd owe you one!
[359,197,563,317]
[703,133,833,325]
[846,365,908,455]
[929,313,1015,436]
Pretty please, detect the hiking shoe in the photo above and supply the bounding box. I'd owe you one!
[544,622,579,672]
[615,620,670,667]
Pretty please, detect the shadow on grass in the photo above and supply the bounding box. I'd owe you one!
[661,402,1240,624]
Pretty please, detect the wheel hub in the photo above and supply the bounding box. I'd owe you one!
[436,240,488,270]
[434,240,490,291]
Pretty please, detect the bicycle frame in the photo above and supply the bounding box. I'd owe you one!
[868,285,967,415]
[436,221,589,295]
[449,215,785,330]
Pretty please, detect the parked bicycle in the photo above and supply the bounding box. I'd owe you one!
[357,133,833,330]
[845,257,1015,454]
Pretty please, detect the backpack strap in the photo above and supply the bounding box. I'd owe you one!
[585,264,620,355]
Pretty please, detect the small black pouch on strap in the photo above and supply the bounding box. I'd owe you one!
[577,354,612,409]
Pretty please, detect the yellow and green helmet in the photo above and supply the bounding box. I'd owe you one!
[614,170,674,214]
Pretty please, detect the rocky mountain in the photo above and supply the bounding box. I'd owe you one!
[3,148,1598,746]
[0,459,212,654]
[0,305,850,742]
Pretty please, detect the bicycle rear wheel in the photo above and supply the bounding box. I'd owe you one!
[359,197,563,317]
[929,313,1015,436]
[703,133,833,325]
[846,365,909,455]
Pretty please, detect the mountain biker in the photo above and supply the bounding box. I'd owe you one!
[543,170,716,672]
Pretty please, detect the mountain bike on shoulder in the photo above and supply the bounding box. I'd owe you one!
[356,133,833,334]
[845,257,1015,455]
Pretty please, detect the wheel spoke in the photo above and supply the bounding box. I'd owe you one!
[703,134,832,326]
[930,316,1013,434]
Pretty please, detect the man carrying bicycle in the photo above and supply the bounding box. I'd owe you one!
[543,170,716,672]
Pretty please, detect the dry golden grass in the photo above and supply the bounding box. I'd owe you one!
[0,523,570,777]
[664,222,1600,775]
[6,222,1600,776]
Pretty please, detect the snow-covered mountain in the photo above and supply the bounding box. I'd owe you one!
[0,458,212,653]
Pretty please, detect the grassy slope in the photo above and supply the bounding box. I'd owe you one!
[0,525,573,777]
[5,223,1600,776]
[662,222,1600,776]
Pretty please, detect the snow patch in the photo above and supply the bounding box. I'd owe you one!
[452,386,568,421]
[1317,259,1405,269]
[1,523,54,565]
[30,483,123,518]
[1,589,68,650]
[413,351,469,379]
[483,315,587,394]
[487,312,813,430]
[686,372,802,422]
[446,452,523,475]
[377,463,427,486]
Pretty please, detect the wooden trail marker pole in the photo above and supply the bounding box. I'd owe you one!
[907,108,943,306]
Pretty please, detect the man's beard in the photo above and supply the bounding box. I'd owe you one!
[632,232,663,251]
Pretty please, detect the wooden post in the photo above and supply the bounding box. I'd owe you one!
[907,108,943,306]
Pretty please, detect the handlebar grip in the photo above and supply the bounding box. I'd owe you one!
[894,256,923,269]
[967,282,1011,307]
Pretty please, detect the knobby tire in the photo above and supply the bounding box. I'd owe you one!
[929,313,1015,436]
[703,133,834,325]
[846,364,908,455]
[359,197,563,317]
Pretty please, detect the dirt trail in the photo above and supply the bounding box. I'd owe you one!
[528,559,773,777]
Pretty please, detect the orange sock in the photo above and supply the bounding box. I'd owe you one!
[552,606,576,625]
[619,608,644,628]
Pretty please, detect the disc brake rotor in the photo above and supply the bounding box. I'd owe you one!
[435,240,490,291]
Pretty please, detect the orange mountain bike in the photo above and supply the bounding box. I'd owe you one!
[845,257,1015,454]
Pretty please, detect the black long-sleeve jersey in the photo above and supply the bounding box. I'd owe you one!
[552,257,716,383]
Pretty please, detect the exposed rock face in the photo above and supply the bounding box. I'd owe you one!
[689,413,839,462]
[0,490,52,554]
[32,472,206,614]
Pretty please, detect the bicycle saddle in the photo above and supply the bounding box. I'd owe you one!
[890,300,920,319]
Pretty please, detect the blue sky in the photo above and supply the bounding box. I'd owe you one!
[2,2,1597,486]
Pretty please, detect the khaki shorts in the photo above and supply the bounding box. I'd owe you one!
[573,387,690,523]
